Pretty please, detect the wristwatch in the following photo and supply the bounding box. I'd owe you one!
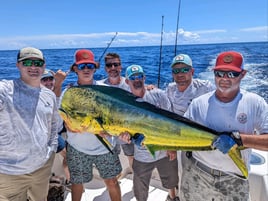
[231,131,243,146]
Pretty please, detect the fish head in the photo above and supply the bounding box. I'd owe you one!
[59,87,102,133]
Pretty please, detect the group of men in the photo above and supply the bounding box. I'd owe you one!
[0,46,267,201]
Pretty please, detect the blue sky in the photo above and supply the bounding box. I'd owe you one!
[0,0,267,50]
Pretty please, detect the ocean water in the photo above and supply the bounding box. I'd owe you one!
[0,41,267,101]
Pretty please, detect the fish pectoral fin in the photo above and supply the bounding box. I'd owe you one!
[145,145,156,158]
[228,144,248,179]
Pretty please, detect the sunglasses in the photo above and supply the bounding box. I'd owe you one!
[22,59,45,67]
[214,71,241,78]
[77,63,96,70]
[172,67,191,74]
[105,62,121,68]
[129,74,144,81]
[41,77,54,82]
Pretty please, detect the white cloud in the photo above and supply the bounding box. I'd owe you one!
[240,26,268,32]
[0,27,266,50]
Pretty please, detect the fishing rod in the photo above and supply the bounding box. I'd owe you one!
[174,0,182,56]
[98,32,118,63]
[157,16,164,88]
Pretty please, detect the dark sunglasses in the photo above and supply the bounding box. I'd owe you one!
[22,59,45,67]
[214,71,241,78]
[129,74,144,81]
[77,63,96,70]
[41,77,54,82]
[105,62,121,68]
[172,67,191,74]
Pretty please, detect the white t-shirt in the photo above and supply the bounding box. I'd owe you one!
[97,77,130,91]
[166,79,214,115]
[184,89,268,176]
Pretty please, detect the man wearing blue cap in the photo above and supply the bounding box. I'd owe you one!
[121,64,180,201]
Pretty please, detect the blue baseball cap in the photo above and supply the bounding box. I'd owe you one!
[126,65,144,79]
[41,70,54,80]
[171,54,192,67]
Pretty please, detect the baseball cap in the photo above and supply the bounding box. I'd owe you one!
[126,65,144,79]
[171,54,192,67]
[41,70,54,80]
[70,49,99,71]
[213,51,244,72]
[17,47,44,62]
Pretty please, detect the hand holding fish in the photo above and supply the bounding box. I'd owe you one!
[118,131,132,144]
[99,130,112,138]
[166,150,177,161]
[213,134,237,154]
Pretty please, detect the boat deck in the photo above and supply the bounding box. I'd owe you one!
[51,150,268,201]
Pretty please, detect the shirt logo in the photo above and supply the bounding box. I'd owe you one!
[237,113,247,124]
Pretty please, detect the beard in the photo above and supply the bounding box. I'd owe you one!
[216,79,240,94]
[132,81,143,89]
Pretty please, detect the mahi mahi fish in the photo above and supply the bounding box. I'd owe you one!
[59,85,248,178]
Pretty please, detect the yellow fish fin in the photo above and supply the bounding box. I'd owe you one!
[228,144,248,179]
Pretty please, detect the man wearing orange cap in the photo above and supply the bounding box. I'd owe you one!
[179,51,268,201]
[61,49,122,201]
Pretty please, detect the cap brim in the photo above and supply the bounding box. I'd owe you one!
[213,65,242,72]
[75,59,97,65]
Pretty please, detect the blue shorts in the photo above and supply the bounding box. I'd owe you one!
[56,135,66,153]
[67,144,122,184]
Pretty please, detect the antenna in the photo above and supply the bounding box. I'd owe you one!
[157,16,164,88]
[98,32,118,63]
[174,0,182,56]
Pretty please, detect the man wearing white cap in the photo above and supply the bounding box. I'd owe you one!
[166,53,214,200]
[0,47,58,201]
[179,51,268,200]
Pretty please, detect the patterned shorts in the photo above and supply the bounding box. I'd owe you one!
[66,144,122,184]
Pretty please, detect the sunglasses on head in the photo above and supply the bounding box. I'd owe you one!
[41,76,54,82]
[77,63,96,70]
[214,71,241,78]
[172,67,191,74]
[22,59,45,67]
[129,74,144,81]
[105,62,121,68]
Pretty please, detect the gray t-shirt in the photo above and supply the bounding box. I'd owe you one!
[0,79,58,175]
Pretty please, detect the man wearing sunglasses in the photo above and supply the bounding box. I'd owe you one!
[179,51,268,201]
[61,49,122,201]
[0,47,58,201]
[40,69,70,184]
[166,54,214,116]
[165,54,214,200]
[98,52,134,179]
[121,64,180,201]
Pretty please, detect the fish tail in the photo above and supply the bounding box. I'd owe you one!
[228,144,248,179]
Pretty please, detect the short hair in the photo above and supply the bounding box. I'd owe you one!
[104,53,121,63]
